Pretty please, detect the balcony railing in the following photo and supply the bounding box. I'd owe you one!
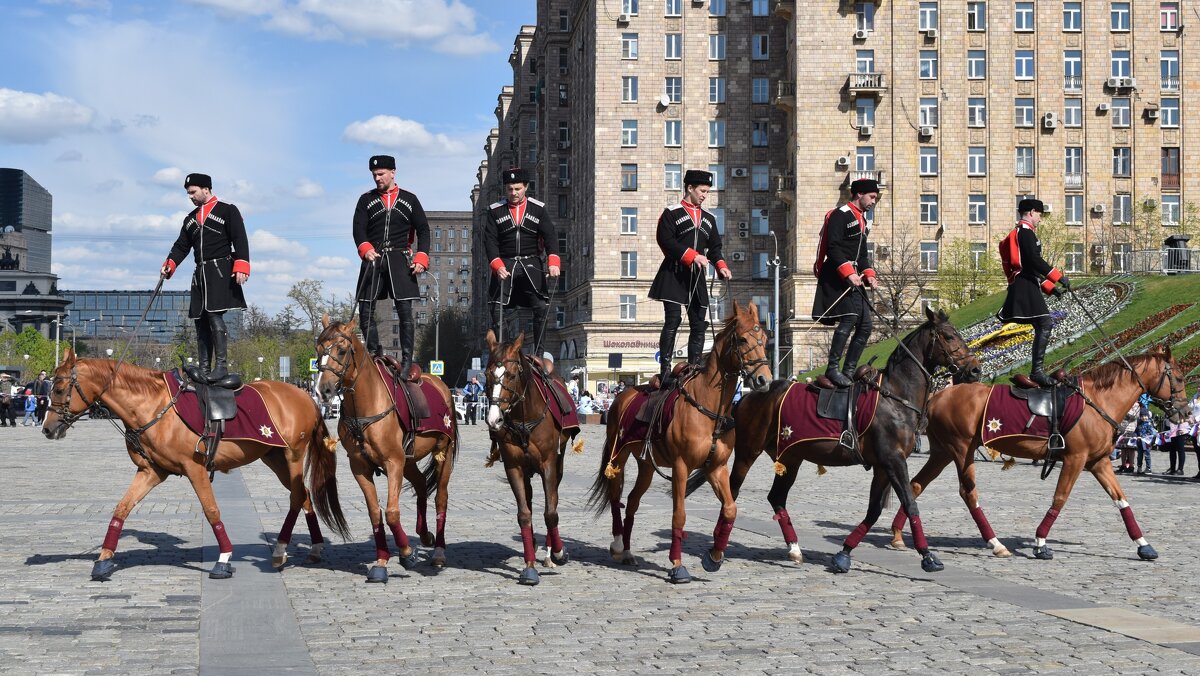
[843,170,887,187]
[1162,76,1180,91]
[1064,173,1083,190]
[776,175,796,203]
[774,80,795,110]
[847,72,888,94]
[1063,75,1083,91]
[1163,173,1181,190]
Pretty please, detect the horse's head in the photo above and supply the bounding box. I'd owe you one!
[315,313,364,403]
[484,328,527,432]
[715,301,773,392]
[923,306,982,384]
[43,347,89,440]
[1146,344,1189,424]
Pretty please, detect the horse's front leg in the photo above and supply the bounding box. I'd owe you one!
[537,452,567,569]
[889,441,955,550]
[90,464,168,580]
[700,461,737,574]
[881,449,944,573]
[766,461,802,562]
[347,450,390,583]
[956,458,1010,557]
[667,457,691,584]
[182,464,236,580]
[1030,452,1087,560]
[830,470,890,574]
[503,459,539,585]
[1089,457,1158,560]
[383,457,417,571]
[403,456,433,547]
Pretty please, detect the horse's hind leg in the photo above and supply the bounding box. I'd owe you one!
[503,463,539,585]
[403,458,433,547]
[1089,458,1158,560]
[613,453,651,565]
[830,471,890,574]
[431,438,453,568]
[538,452,567,568]
[701,462,737,573]
[259,449,316,568]
[766,463,802,562]
[888,443,954,549]
[91,464,168,580]
[880,451,944,572]
[1030,454,1087,560]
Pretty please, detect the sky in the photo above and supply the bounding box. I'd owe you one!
[0,0,534,314]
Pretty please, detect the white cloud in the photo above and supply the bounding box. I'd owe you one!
[0,88,95,143]
[56,149,83,162]
[250,229,308,258]
[38,0,111,8]
[313,255,352,268]
[342,115,469,155]
[434,33,499,56]
[291,178,324,199]
[151,167,184,186]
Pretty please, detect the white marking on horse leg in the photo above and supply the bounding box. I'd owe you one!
[218,551,232,564]
[787,542,803,562]
[1034,537,1047,548]
[1113,499,1130,509]
[609,536,624,558]
[273,541,287,558]
[1135,537,1148,546]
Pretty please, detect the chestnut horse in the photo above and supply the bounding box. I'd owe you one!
[708,307,981,574]
[43,348,349,581]
[588,301,772,584]
[890,347,1189,561]
[484,329,584,586]
[314,315,457,583]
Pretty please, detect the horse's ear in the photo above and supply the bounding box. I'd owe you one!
[512,332,524,351]
[925,305,937,323]
[1163,343,1173,360]
[63,347,75,364]
[321,312,330,329]
[346,316,357,333]
[938,308,950,321]
[486,329,497,352]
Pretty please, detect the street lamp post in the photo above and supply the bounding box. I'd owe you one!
[257,356,264,380]
[769,232,783,377]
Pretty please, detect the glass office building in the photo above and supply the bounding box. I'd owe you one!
[61,290,242,343]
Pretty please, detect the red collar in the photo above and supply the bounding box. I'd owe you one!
[681,200,702,223]
[380,185,399,209]
[1017,219,1036,231]
[508,199,527,223]
[197,196,218,225]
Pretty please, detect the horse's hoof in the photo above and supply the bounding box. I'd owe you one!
[550,549,569,566]
[887,539,907,551]
[90,558,116,581]
[208,562,235,579]
[701,550,723,573]
[518,567,540,586]
[830,551,852,573]
[620,552,638,566]
[1033,545,1054,560]
[993,545,1012,558]
[667,565,691,584]
[366,565,389,583]
[786,543,803,562]
[431,547,446,568]
[306,543,323,564]
[1137,544,1158,560]
[271,554,288,569]
[398,549,419,570]
[420,531,435,547]
[920,552,944,573]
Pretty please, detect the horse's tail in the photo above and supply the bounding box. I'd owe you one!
[306,418,352,542]
[420,453,441,497]
[585,396,626,516]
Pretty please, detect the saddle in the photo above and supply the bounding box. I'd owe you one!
[524,355,573,416]
[181,371,240,475]
[813,365,879,391]
[636,363,694,426]
[379,355,429,421]
[1008,376,1074,470]
[814,371,874,465]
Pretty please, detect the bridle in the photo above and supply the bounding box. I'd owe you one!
[315,327,363,392]
[487,353,547,451]
[726,322,771,384]
[48,365,96,430]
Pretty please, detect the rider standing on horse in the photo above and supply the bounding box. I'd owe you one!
[161,173,250,386]
[649,169,731,388]
[998,198,1071,388]
[353,155,431,378]
[812,178,879,388]
[483,167,561,354]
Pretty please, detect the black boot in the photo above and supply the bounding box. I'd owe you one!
[1028,318,1055,388]
[185,319,212,383]
[825,324,853,388]
[207,315,229,383]
[398,303,415,381]
[842,333,869,384]
[659,361,674,389]
[360,301,382,356]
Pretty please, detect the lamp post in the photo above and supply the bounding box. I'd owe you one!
[769,232,782,378]
[22,354,29,381]
[257,356,264,380]
[155,356,161,371]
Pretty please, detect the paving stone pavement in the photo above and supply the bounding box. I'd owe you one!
[3,418,1200,674]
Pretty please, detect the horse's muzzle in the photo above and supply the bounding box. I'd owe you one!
[486,405,504,431]
[954,364,983,384]
[750,373,771,392]
[42,423,66,440]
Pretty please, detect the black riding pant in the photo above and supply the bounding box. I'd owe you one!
[1030,315,1053,370]
[360,299,414,357]
[661,301,708,366]
[194,312,228,368]
[828,296,873,371]
[490,297,548,349]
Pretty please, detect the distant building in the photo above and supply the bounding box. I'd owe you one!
[0,169,68,338]
[58,290,242,344]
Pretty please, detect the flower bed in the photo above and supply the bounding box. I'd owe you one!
[1073,305,1194,372]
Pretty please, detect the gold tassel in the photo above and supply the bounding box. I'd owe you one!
[1002,456,1016,471]
[987,448,1000,461]
[817,464,828,476]
[434,451,445,464]
[572,439,585,454]
[484,445,500,468]
[604,462,621,479]
[324,437,338,453]
[773,461,787,476]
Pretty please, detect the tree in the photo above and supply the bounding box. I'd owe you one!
[286,279,333,334]
[874,231,933,334]
[935,238,1004,309]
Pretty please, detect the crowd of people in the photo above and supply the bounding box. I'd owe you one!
[1113,391,1200,479]
[0,370,52,427]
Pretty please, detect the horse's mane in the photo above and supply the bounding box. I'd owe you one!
[882,320,933,375]
[1085,353,1157,389]
[80,359,162,398]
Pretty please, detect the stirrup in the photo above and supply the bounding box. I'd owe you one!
[838,429,858,451]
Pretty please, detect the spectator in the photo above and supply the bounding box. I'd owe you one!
[1115,402,1138,474]
[578,390,595,415]
[566,378,579,402]
[35,395,48,424]
[21,390,36,426]
[462,376,484,425]
[1135,394,1155,475]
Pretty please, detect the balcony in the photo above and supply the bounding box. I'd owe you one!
[1064,173,1083,190]
[774,0,794,20]
[843,170,887,188]
[774,80,795,111]
[1163,173,1181,190]
[847,72,887,96]
[1063,75,1082,91]
[1163,76,1180,91]
[776,174,796,203]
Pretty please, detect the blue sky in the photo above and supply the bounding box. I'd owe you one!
[0,0,534,313]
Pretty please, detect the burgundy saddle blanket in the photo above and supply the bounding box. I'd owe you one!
[373,362,455,437]
[530,370,581,431]
[163,371,287,447]
[980,385,1084,446]
[776,381,881,455]
[614,387,682,447]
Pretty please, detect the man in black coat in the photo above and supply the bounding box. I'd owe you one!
[812,178,879,387]
[998,198,1070,387]
[649,169,731,386]
[161,173,250,385]
[353,155,431,377]
[483,167,560,352]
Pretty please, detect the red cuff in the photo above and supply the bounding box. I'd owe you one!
[837,261,856,279]
[162,259,176,278]
[1041,279,1057,294]
[490,257,505,272]
[1045,268,1063,283]
[862,268,876,279]
[357,242,375,259]
[547,254,561,268]
[411,251,429,268]
[232,259,250,276]
[681,248,698,266]
[715,259,729,271]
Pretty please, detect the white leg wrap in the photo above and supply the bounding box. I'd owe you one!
[272,541,287,558]
[787,542,802,556]
[1135,537,1148,546]
[218,551,232,564]
[1034,537,1046,548]
[610,536,623,554]
[310,542,323,557]
[1113,499,1130,509]
[987,538,1003,550]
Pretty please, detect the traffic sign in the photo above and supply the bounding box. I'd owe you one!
[309,358,318,372]
[430,360,445,376]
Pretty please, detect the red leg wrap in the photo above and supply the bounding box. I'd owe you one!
[609,500,624,537]
[969,506,996,541]
[212,521,233,554]
[712,515,735,552]
[278,508,300,544]
[520,525,536,563]
[373,522,390,561]
[1035,508,1061,539]
[1119,505,1143,540]
[890,507,909,533]
[415,496,428,536]
[305,512,324,544]
[773,509,798,544]
[388,520,410,550]
[843,521,871,549]
[547,526,563,552]
[435,512,447,549]
[909,515,929,551]
[102,517,125,552]
[669,527,685,562]
[621,514,635,551]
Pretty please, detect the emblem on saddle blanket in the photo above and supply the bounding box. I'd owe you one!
[980,385,1084,447]
[162,372,286,447]
[775,381,881,454]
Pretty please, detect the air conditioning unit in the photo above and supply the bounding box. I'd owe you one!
[1122,77,1137,89]
[859,124,873,137]
[1144,198,1157,209]
[919,126,935,137]
[854,29,869,40]
[1042,203,1054,213]
[558,179,571,188]
[1106,77,1122,89]
[737,231,749,239]
[836,155,850,167]
[731,252,747,261]
[876,244,890,257]
[1091,244,1108,255]
[692,0,705,5]
[557,140,571,149]
[730,167,749,178]
[737,221,749,231]
[1147,108,1160,120]
[925,28,938,39]
[617,13,630,24]
[559,66,569,75]
[1097,102,1111,112]
[1092,203,1107,214]
[1042,112,1058,129]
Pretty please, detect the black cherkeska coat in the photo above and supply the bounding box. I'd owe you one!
[166,199,250,319]
[483,197,560,307]
[352,185,431,302]
[648,202,726,307]
[998,220,1062,323]
[811,203,874,325]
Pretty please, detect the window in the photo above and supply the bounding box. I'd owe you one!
[708,164,725,191]
[621,76,638,102]
[856,146,875,171]
[919,147,939,176]
[752,78,769,103]
[970,242,989,268]
[621,164,638,191]
[620,251,638,278]
[1163,147,1181,189]
[709,120,726,147]
[968,97,987,127]
[665,77,682,103]
[1162,51,1180,90]
[1015,2,1035,31]
[664,164,682,191]
[1111,2,1130,31]
[1064,50,1082,90]
[751,208,769,235]
[920,241,940,271]
[1163,195,1181,225]
[1015,98,1035,127]
[753,253,769,280]
[1015,50,1035,80]
[1111,50,1130,78]
[555,306,565,329]
[752,120,769,147]
[1113,243,1132,272]
[665,0,680,17]
[969,195,988,225]
[919,2,938,31]
[623,0,638,14]
[1112,97,1130,127]
[968,147,987,176]
[709,77,726,104]
[919,50,938,79]
[856,98,876,127]
[664,120,681,146]
[1064,243,1084,272]
[621,119,638,147]
[709,0,726,16]
[751,164,769,191]
[967,2,987,31]
[752,0,769,16]
[857,49,875,73]
[621,33,638,59]
[1063,2,1081,31]
[1113,193,1132,224]
[1016,147,1035,176]
[557,194,569,218]
[1161,98,1180,128]
[665,33,682,60]
[1065,196,1084,225]
[856,2,876,31]
[752,35,769,60]
[619,295,637,321]
[558,84,568,106]
[559,8,569,30]
[1065,147,1083,178]
[1161,2,1180,31]
[1064,98,1082,127]
[920,195,939,224]
[558,158,570,181]
[710,207,725,234]
[919,97,939,127]
[1112,147,1131,177]
[709,34,726,60]
[968,50,987,79]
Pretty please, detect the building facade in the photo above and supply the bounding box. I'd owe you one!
[59,290,196,344]
[0,169,68,338]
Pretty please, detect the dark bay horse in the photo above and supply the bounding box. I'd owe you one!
[588,301,772,583]
[890,347,1189,561]
[43,348,349,581]
[484,329,584,585]
[314,316,457,582]
[715,307,980,574]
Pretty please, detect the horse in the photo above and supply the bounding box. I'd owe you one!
[483,328,584,586]
[42,348,349,581]
[313,315,457,582]
[712,307,981,574]
[587,301,772,584]
[890,346,1190,561]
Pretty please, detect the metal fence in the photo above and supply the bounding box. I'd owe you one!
[1122,248,1200,274]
